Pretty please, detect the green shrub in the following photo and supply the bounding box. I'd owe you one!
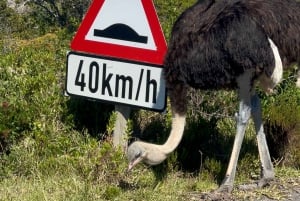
[0,33,66,152]
[261,76,300,167]
[154,0,197,40]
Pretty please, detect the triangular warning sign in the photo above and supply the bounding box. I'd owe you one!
[71,0,167,65]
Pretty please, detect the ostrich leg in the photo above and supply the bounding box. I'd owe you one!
[218,90,275,193]
[217,72,253,193]
[217,98,252,193]
[251,94,274,186]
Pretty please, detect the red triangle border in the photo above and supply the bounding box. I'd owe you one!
[71,0,167,65]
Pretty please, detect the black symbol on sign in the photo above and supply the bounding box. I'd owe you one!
[94,23,148,44]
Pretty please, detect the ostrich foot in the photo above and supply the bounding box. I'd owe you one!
[195,191,234,201]
[215,184,233,193]
[258,177,274,188]
[237,177,274,191]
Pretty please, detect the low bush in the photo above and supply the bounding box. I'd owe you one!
[261,73,300,167]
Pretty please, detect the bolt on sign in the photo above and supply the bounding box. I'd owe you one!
[66,0,167,111]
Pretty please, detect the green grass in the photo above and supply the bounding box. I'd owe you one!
[1,156,299,201]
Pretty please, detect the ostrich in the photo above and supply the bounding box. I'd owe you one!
[127,0,300,193]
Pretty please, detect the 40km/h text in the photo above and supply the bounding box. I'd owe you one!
[66,52,166,111]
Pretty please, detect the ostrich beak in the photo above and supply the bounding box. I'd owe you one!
[128,156,144,171]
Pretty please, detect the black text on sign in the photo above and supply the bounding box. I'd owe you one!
[66,52,166,111]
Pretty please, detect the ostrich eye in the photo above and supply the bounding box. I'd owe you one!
[134,151,141,159]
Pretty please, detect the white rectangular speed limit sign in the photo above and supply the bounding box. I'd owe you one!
[66,52,166,111]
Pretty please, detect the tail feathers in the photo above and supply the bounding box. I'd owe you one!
[258,38,283,94]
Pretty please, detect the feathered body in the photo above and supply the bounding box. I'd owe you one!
[164,0,300,114]
[127,0,300,193]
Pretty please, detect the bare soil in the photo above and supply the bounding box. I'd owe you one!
[187,178,300,201]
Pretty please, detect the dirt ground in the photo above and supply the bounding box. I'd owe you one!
[187,178,300,201]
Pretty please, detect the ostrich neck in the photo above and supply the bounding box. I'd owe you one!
[137,112,186,164]
[161,113,186,154]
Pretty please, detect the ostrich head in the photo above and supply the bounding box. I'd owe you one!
[127,113,186,171]
[127,141,168,171]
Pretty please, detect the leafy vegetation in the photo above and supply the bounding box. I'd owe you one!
[1,0,300,200]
